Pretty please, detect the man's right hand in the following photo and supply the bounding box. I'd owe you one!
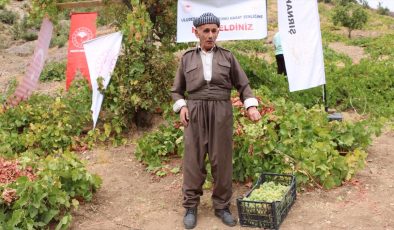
[180,107,189,127]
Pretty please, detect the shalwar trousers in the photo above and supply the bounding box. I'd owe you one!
[182,100,233,210]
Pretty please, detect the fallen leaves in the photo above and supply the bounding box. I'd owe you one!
[0,157,36,184]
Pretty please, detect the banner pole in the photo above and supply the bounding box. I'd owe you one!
[322,84,328,112]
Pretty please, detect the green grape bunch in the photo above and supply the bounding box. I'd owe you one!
[244,181,290,203]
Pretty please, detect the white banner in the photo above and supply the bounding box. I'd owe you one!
[83,32,123,128]
[177,0,267,42]
[278,0,326,92]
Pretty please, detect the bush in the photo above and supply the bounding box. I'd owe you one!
[50,21,70,48]
[21,31,38,41]
[52,32,68,46]
[232,94,382,188]
[327,59,394,117]
[0,152,101,229]
[0,80,92,156]
[0,78,17,104]
[0,80,101,229]
[12,16,40,41]
[135,123,183,171]
[352,34,394,59]
[0,9,17,24]
[40,61,66,82]
[50,33,68,48]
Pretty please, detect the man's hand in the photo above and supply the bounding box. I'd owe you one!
[247,106,261,121]
[180,107,189,127]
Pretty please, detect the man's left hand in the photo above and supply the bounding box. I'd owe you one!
[247,106,261,121]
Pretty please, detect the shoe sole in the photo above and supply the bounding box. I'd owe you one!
[214,212,237,227]
[184,223,197,229]
[184,217,197,229]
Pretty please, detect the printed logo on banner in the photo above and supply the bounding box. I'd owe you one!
[72,27,94,48]
[65,12,97,90]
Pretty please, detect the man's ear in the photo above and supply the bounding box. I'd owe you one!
[194,27,199,39]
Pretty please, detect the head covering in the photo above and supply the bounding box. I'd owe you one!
[193,12,220,28]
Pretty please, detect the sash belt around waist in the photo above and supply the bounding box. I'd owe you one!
[187,92,231,101]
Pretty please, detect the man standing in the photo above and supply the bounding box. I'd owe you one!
[171,12,261,229]
[273,31,287,76]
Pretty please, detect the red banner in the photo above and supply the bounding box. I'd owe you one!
[66,12,97,90]
[6,18,53,107]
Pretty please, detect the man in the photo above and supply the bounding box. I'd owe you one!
[171,12,261,229]
[273,31,287,76]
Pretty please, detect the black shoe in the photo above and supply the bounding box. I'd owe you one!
[214,208,237,227]
[183,207,197,229]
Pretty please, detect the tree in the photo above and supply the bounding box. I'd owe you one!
[377,3,390,15]
[332,3,368,38]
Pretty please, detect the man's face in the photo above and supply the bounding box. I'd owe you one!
[195,24,219,52]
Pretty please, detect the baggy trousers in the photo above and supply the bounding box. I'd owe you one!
[275,54,287,76]
[182,99,233,210]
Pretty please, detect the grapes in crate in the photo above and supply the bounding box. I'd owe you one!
[244,181,290,202]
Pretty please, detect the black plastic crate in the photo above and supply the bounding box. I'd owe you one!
[236,173,296,229]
